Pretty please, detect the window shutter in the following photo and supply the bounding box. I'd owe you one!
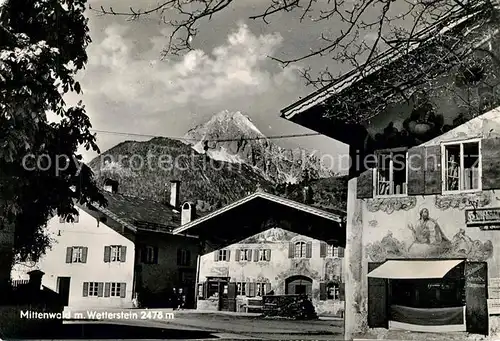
[319,282,327,300]
[424,145,442,194]
[356,169,373,199]
[203,282,208,299]
[248,282,256,297]
[154,247,159,264]
[235,249,241,262]
[82,247,88,263]
[482,137,500,190]
[248,250,252,261]
[368,262,388,328]
[407,146,425,195]
[214,251,219,262]
[339,283,345,301]
[288,242,294,258]
[465,262,488,335]
[338,247,345,258]
[120,283,127,298]
[177,249,182,265]
[254,250,259,262]
[267,249,271,261]
[66,247,73,263]
[186,251,191,266]
[104,246,111,262]
[306,242,312,258]
[320,242,326,258]
[82,282,89,297]
[97,282,104,297]
[265,283,271,295]
[120,246,127,262]
[226,250,231,261]
[104,283,110,297]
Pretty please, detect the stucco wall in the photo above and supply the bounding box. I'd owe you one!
[345,107,500,339]
[11,209,135,308]
[198,228,344,316]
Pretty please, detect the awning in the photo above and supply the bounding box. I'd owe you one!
[367,260,464,279]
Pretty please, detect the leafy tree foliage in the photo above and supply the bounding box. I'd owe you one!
[0,0,105,262]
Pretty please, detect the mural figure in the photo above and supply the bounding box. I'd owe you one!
[407,208,451,256]
[365,208,494,262]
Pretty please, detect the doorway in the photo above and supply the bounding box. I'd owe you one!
[285,275,313,296]
[57,277,71,306]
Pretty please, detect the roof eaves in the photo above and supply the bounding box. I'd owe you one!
[280,5,489,120]
[172,191,343,235]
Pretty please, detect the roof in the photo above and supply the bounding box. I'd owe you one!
[280,2,493,121]
[173,190,345,235]
[88,191,181,234]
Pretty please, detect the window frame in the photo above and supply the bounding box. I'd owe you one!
[373,148,409,198]
[294,241,306,258]
[237,282,247,296]
[326,245,339,258]
[327,282,340,300]
[144,246,155,264]
[239,249,251,262]
[88,282,99,297]
[217,249,229,262]
[110,282,122,297]
[178,249,190,266]
[441,138,482,194]
[72,246,84,263]
[259,249,271,261]
[110,245,122,262]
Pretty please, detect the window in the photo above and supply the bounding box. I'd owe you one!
[443,140,481,193]
[72,247,84,263]
[375,150,408,196]
[237,282,247,296]
[216,249,229,262]
[327,283,340,300]
[259,249,271,261]
[256,282,266,296]
[66,246,87,263]
[177,249,191,266]
[110,246,121,262]
[87,282,99,297]
[295,241,306,258]
[327,246,339,258]
[110,283,123,297]
[142,246,157,264]
[239,249,251,261]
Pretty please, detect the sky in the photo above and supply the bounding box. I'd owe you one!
[70,0,349,171]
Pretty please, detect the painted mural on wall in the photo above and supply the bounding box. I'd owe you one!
[434,191,491,210]
[366,197,417,214]
[365,207,493,262]
[239,227,298,244]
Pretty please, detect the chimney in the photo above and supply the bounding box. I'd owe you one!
[169,180,180,208]
[302,185,313,204]
[181,202,196,225]
[27,269,44,291]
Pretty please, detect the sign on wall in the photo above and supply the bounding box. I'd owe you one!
[489,278,500,299]
[488,299,500,315]
[465,207,500,230]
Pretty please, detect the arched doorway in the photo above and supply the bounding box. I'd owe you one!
[285,275,313,296]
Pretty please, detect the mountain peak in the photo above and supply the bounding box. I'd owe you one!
[184,110,337,183]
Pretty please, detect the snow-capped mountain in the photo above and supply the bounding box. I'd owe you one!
[184,110,336,183]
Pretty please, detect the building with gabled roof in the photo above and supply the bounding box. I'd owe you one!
[173,188,347,316]
[280,2,500,340]
[11,180,201,309]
